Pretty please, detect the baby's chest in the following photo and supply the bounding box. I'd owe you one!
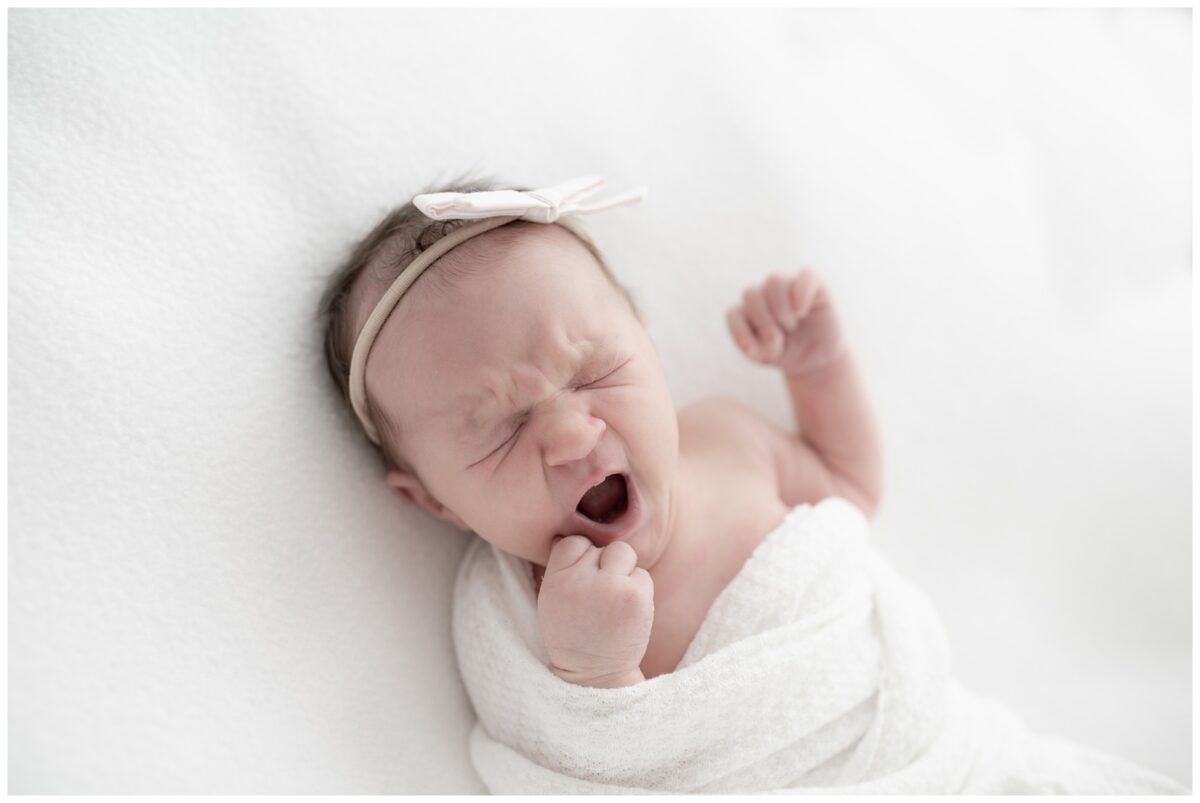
[640,510,784,678]
[641,458,790,678]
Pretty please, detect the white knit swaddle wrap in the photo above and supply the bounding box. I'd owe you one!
[452,498,1185,794]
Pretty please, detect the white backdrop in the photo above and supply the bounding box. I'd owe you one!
[9,8,1190,792]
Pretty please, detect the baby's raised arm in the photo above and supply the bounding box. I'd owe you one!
[726,268,883,517]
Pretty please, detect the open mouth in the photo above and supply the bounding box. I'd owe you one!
[575,473,630,525]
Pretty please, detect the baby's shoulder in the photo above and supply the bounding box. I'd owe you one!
[677,396,777,476]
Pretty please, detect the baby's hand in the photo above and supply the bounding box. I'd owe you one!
[726,268,845,377]
[537,536,654,688]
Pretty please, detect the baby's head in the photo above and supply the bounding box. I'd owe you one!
[320,177,681,569]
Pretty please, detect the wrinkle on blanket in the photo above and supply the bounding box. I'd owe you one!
[452,498,1185,794]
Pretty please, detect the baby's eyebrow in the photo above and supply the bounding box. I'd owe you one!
[454,400,500,445]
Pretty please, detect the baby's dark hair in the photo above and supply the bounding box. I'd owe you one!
[317,172,640,473]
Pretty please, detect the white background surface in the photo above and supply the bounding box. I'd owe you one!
[9,8,1190,792]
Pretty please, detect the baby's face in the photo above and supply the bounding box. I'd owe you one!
[368,223,681,569]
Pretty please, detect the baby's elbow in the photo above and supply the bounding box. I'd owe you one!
[832,474,882,520]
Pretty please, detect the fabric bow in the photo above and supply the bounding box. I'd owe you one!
[412,175,647,223]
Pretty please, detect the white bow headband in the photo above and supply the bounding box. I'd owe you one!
[349,176,648,446]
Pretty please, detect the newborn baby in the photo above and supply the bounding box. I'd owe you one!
[321,175,877,687]
[320,176,1182,793]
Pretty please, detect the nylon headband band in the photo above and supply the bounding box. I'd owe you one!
[348,214,598,446]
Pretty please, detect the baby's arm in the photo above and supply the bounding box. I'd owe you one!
[726,269,883,516]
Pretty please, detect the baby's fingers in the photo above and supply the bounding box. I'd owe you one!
[790,268,823,318]
[598,541,639,575]
[546,534,597,574]
[727,306,766,363]
[742,288,785,362]
[631,567,654,599]
[764,273,799,329]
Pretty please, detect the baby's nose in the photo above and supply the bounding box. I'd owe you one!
[541,407,606,468]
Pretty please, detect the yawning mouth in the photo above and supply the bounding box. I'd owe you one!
[576,473,630,525]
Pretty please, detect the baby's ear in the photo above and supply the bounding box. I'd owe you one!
[385,469,470,531]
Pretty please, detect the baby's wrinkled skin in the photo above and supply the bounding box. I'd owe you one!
[357,221,882,686]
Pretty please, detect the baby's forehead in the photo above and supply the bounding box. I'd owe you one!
[399,279,632,421]
[350,221,598,336]
[431,220,600,282]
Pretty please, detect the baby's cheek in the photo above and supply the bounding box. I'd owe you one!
[492,455,558,520]
[620,387,678,452]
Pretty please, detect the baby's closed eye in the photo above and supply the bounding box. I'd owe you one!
[576,370,615,389]
[472,356,633,468]
[575,356,632,389]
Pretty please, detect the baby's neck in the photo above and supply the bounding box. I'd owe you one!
[641,445,726,598]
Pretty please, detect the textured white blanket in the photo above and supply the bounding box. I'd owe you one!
[453,498,1184,793]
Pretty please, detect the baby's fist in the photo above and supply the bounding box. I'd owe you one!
[537,536,654,688]
[726,268,844,376]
